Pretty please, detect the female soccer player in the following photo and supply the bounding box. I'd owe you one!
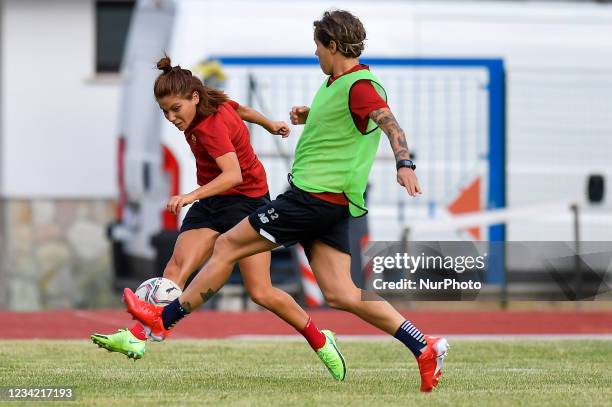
[124,11,448,392]
[92,56,346,381]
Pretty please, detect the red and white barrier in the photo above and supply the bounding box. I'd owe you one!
[295,245,324,307]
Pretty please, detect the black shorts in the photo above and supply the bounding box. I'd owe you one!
[248,184,350,257]
[180,193,271,235]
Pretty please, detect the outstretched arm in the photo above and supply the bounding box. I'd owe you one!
[236,105,290,137]
[369,108,421,197]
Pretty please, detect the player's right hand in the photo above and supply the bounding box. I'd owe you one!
[166,194,194,215]
[266,121,291,138]
[290,106,310,125]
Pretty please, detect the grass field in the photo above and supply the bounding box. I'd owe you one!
[0,339,611,406]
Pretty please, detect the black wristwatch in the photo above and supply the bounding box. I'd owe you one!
[396,159,416,171]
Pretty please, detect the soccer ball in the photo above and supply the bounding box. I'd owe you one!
[135,277,182,306]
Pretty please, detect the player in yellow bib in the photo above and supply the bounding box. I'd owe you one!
[122,10,449,392]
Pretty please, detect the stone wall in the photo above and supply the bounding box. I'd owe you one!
[0,199,121,310]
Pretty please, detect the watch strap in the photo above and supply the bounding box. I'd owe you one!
[396,159,416,171]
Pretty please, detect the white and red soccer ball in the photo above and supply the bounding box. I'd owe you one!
[135,277,182,306]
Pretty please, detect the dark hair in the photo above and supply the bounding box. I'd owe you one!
[154,56,229,116]
[313,10,366,58]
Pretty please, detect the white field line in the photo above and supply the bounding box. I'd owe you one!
[227,334,612,341]
[4,334,612,341]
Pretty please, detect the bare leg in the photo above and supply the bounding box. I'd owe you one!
[161,228,219,289]
[308,241,404,335]
[178,218,278,311]
[239,252,309,330]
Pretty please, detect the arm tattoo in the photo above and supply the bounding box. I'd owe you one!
[369,108,411,161]
[200,288,218,304]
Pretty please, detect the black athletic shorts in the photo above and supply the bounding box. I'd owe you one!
[180,193,271,234]
[247,184,350,258]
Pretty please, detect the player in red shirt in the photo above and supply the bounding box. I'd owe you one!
[91,57,345,379]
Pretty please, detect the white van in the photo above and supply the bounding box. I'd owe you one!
[110,0,612,289]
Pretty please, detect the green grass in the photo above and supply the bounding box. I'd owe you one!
[0,339,611,406]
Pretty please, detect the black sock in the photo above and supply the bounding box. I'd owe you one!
[394,320,427,358]
[161,299,190,330]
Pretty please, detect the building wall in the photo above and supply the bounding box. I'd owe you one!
[0,0,121,309]
[0,0,6,309]
[1,0,119,198]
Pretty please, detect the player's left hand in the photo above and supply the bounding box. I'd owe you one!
[397,167,422,197]
[166,193,195,215]
[267,121,290,138]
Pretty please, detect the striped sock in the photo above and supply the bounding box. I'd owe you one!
[394,320,427,358]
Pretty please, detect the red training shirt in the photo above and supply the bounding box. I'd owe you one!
[328,64,389,133]
[312,64,388,205]
[184,100,268,198]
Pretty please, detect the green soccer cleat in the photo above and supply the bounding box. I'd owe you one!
[90,329,146,360]
[316,330,347,381]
